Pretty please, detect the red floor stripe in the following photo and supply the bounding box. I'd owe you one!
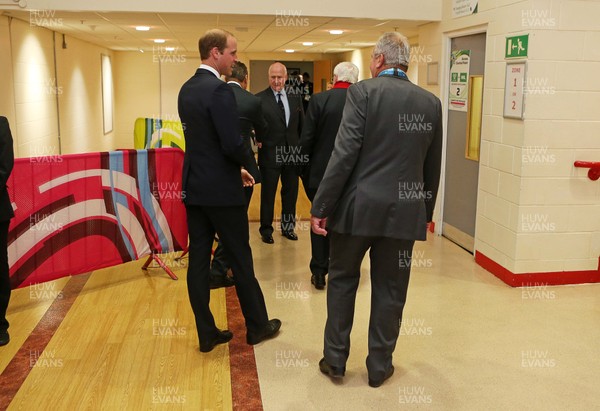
[225,286,264,411]
[0,273,91,409]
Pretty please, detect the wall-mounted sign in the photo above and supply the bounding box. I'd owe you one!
[503,62,526,119]
[453,0,479,18]
[505,35,529,59]
[449,50,471,112]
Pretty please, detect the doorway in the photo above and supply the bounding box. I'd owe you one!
[442,32,486,252]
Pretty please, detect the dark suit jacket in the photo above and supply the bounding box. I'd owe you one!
[228,82,268,184]
[311,76,443,241]
[178,68,255,206]
[0,117,14,222]
[299,87,348,191]
[255,88,304,168]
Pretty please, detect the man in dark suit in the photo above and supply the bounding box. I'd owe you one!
[178,29,280,353]
[209,61,268,289]
[0,116,15,346]
[311,32,443,387]
[299,62,359,290]
[256,62,304,244]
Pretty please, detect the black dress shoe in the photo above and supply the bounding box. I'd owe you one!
[282,231,298,241]
[311,274,326,290]
[200,329,233,353]
[261,234,274,244]
[368,365,394,387]
[319,358,345,379]
[0,330,9,346]
[209,275,235,289]
[246,319,281,345]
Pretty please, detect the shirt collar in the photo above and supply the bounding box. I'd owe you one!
[333,81,352,89]
[199,64,220,78]
[272,88,286,98]
[227,81,242,88]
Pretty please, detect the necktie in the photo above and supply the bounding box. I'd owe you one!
[277,93,285,116]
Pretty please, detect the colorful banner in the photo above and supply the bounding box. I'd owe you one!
[134,118,186,150]
[7,148,187,289]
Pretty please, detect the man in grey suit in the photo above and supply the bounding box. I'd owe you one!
[311,32,443,387]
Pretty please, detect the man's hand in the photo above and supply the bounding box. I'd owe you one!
[241,169,255,187]
[311,215,328,236]
[256,142,262,149]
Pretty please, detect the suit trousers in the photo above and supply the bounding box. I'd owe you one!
[305,187,329,276]
[210,186,253,277]
[185,204,269,348]
[259,165,298,236]
[323,231,414,381]
[0,220,10,332]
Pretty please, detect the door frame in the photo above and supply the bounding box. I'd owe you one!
[434,24,488,255]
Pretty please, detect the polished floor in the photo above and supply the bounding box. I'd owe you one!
[1,222,599,410]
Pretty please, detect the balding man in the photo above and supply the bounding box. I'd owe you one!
[299,62,359,290]
[255,62,304,244]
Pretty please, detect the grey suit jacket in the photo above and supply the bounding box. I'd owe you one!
[311,75,443,241]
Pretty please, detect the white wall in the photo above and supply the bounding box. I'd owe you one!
[419,0,600,276]
[10,17,60,157]
[1,15,116,156]
[55,34,116,153]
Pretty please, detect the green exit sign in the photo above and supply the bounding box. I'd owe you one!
[506,35,529,59]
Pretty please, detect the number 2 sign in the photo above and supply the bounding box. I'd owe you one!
[503,62,526,119]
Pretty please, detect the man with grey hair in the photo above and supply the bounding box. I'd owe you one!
[311,32,442,387]
[299,62,359,290]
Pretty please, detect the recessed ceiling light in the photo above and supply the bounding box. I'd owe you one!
[165,47,175,51]
[302,42,314,46]
[154,39,165,44]
[329,30,344,35]
[285,49,295,53]
[135,26,150,31]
